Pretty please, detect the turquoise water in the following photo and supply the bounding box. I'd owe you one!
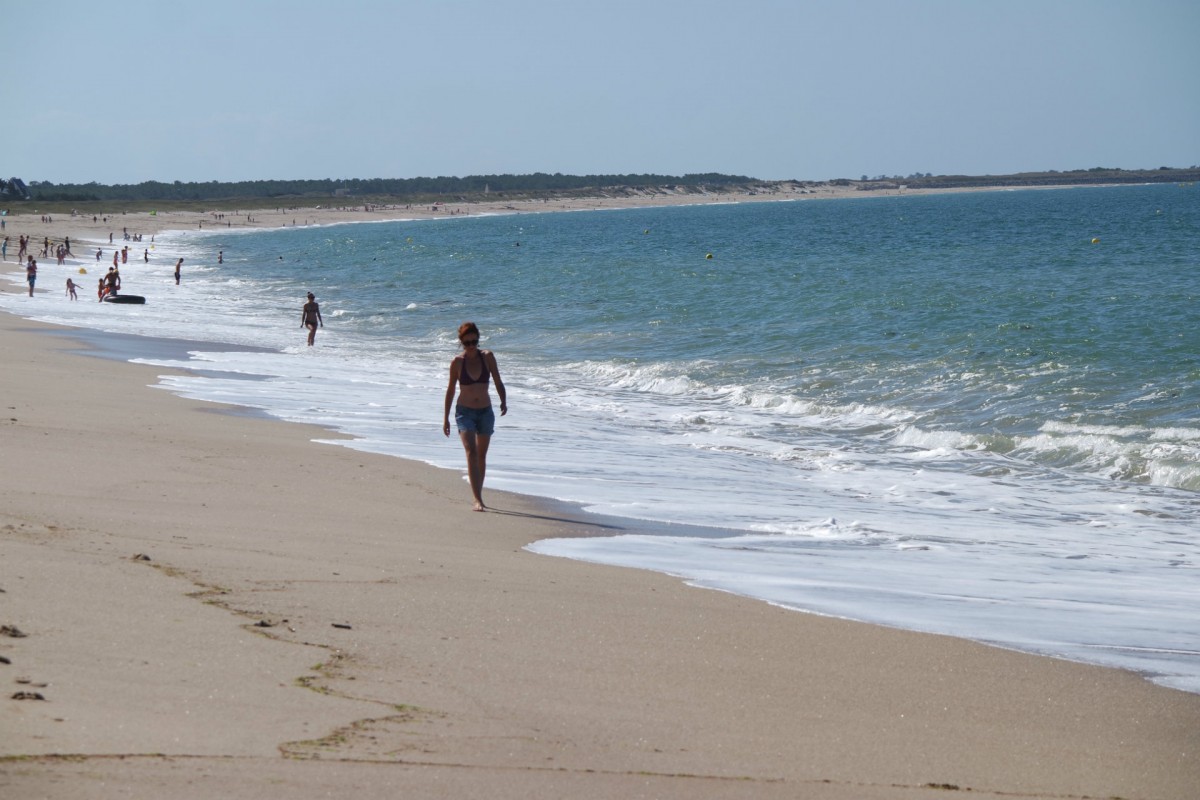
[5,184,1198,691]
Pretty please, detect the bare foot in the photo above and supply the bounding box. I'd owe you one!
[473,500,487,512]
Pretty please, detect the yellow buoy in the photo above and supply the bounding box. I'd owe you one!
[78,267,87,274]
[1091,238,1100,244]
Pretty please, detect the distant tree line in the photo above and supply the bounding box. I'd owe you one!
[18,167,1199,204]
[23,172,757,203]
[854,166,1200,191]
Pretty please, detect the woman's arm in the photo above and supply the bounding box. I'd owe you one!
[443,358,461,436]
[485,351,507,415]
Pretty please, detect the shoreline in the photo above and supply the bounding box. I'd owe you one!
[25,319,796,548]
[4,193,1200,797]
[3,314,1199,799]
[9,284,1198,694]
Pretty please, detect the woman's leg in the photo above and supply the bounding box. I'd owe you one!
[474,433,491,508]
[459,431,492,511]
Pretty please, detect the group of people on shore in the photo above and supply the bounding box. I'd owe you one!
[3,234,69,263]
[11,238,188,299]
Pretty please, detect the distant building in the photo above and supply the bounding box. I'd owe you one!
[0,177,31,200]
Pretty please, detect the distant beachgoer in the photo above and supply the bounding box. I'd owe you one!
[96,248,102,261]
[144,249,149,263]
[218,250,223,264]
[98,278,105,301]
[112,251,118,268]
[301,292,323,346]
[442,322,508,511]
[26,259,37,296]
[66,277,78,300]
[2,236,7,261]
[174,258,183,285]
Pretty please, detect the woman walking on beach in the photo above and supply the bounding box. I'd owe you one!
[301,292,323,346]
[443,322,507,511]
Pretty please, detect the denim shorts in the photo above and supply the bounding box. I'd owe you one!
[455,404,495,436]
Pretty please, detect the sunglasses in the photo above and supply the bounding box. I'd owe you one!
[461,338,480,347]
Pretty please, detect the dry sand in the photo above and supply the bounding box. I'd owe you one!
[2,193,1199,799]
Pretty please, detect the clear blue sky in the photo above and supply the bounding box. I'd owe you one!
[7,0,1198,184]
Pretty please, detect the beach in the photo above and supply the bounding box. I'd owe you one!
[0,179,1022,245]
[3,196,1200,799]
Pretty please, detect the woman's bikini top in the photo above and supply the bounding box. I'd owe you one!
[458,350,490,387]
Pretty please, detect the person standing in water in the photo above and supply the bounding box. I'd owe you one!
[442,322,507,511]
[174,258,183,285]
[301,292,323,346]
